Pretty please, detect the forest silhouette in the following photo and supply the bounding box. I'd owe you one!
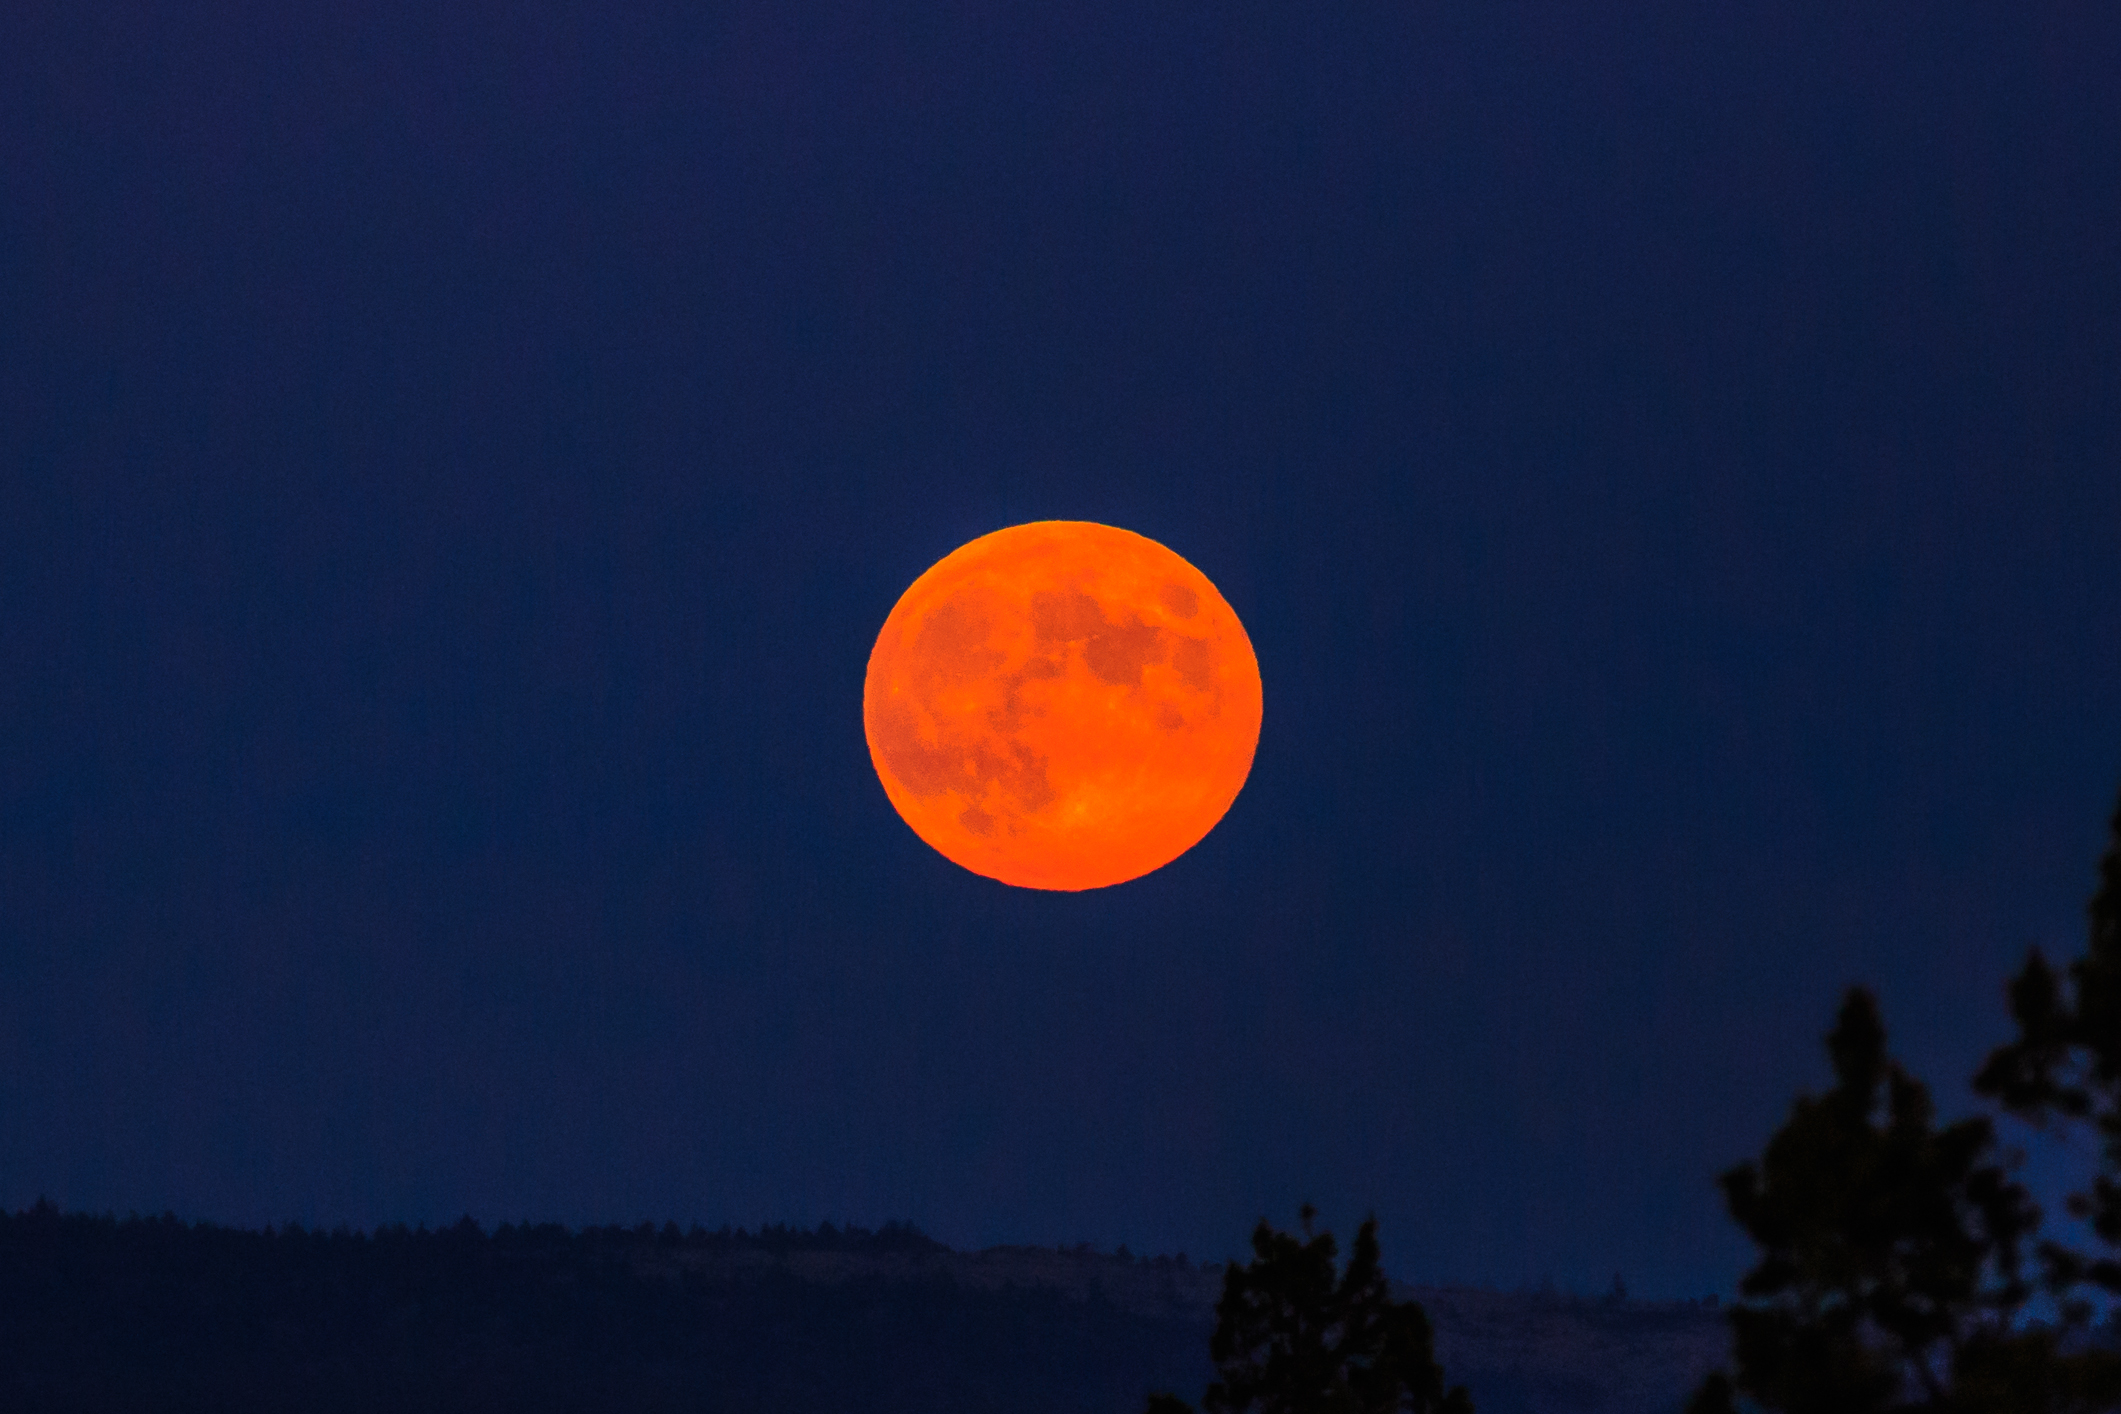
[0,1208,1213,1411]
[1686,782,2121,1413]
[0,1198,1734,1412]
[6,783,2117,1413]
[1140,781,2121,1414]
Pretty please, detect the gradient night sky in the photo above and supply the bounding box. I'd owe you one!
[4,3,2118,1301]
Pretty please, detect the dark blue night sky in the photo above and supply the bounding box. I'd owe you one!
[3,2,2118,1301]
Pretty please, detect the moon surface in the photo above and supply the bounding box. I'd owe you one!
[864,521,1263,891]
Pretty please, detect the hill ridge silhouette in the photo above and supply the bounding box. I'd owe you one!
[0,1198,1729,1413]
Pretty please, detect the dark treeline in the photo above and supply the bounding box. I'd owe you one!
[0,1201,1210,1413]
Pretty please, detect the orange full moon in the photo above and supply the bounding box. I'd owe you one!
[864,521,1264,891]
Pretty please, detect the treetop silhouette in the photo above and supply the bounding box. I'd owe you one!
[1147,1205,1471,1414]
[1692,782,2121,1414]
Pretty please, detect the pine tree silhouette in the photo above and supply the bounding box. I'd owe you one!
[1974,788,2121,1316]
[1691,782,2121,1413]
[1145,1205,1471,1414]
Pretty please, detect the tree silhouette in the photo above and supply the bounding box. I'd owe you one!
[1974,789,2121,1327]
[1145,1205,1471,1414]
[1691,783,2121,1414]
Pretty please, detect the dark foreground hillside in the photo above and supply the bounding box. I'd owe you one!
[0,1202,1726,1413]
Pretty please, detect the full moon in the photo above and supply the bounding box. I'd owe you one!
[864,521,1263,891]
